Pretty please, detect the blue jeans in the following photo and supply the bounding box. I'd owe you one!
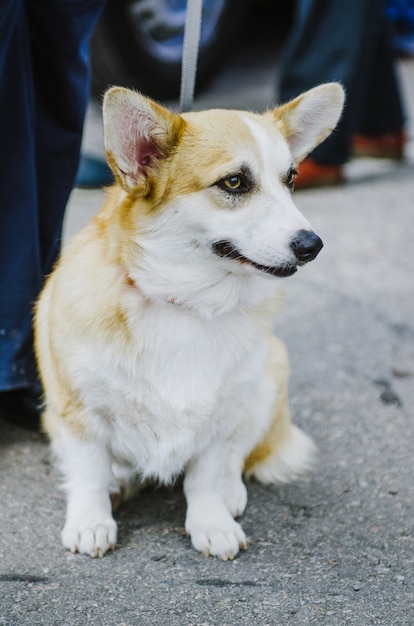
[0,0,104,391]
[278,0,405,165]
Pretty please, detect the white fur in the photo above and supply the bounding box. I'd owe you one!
[54,429,117,558]
[36,84,344,560]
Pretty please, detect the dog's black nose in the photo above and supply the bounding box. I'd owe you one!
[290,230,323,263]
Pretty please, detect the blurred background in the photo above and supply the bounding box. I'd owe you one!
[89,0,414,102]
[89,0,294,101]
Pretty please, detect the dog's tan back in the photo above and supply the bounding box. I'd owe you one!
[35,84,344,560]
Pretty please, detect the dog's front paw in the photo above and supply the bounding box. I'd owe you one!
[62,516,117,558]
[190,521,247,561]
[185,501,247,561]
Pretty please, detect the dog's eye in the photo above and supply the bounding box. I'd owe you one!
[285,167,298,191]
[224,175,242,190]
[217,172,251,194]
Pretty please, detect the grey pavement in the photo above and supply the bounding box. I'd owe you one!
[1,39,414,626]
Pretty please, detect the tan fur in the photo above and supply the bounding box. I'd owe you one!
[34,85,344,559]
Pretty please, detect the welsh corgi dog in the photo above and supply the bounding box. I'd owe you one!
[35,83,344,561]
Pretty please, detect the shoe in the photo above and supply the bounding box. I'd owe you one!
[294,158,344,190]
[75,154,114,189]
[0,387,42,432]
[352,131,406,160]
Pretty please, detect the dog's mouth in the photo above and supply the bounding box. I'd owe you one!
[212,241,297,278]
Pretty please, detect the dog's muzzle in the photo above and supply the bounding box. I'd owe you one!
[212,229,323,279]
[290,229,323,264]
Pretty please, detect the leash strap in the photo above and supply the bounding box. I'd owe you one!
[179,0,203,113]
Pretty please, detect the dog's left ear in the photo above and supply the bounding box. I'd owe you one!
[103,87,184,193]
[268,83,345,163]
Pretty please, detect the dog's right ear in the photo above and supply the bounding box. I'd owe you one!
[103,87,184,193]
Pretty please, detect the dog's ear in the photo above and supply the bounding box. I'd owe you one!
[103,87,184,193]
[268,83,345,163]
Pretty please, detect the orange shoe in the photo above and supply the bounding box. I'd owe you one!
[352,131,406,160]
[294,158,344,190]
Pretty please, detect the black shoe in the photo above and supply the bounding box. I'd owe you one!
[0,387,42,432]
[75,154,114,189]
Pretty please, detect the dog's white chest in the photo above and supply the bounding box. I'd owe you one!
[75,304,265,482]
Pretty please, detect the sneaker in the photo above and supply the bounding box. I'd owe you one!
[352,131,406,160]
[75,154,114,189]
[294,158,344,190]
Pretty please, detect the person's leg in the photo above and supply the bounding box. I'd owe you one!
[0,0,104,427]
[353,10,406,159]
[0,0,40,392]
[358,19,405,135]
[278,0,384,166]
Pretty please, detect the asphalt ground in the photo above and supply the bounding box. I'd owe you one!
[1,33,414,626]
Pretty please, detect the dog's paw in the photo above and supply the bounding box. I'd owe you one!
[185,502,247,561]
[188,518,247,561]
[62,517,117,558]
[224,478,248,518]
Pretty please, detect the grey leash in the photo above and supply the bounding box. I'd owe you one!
[179,0,203,113]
